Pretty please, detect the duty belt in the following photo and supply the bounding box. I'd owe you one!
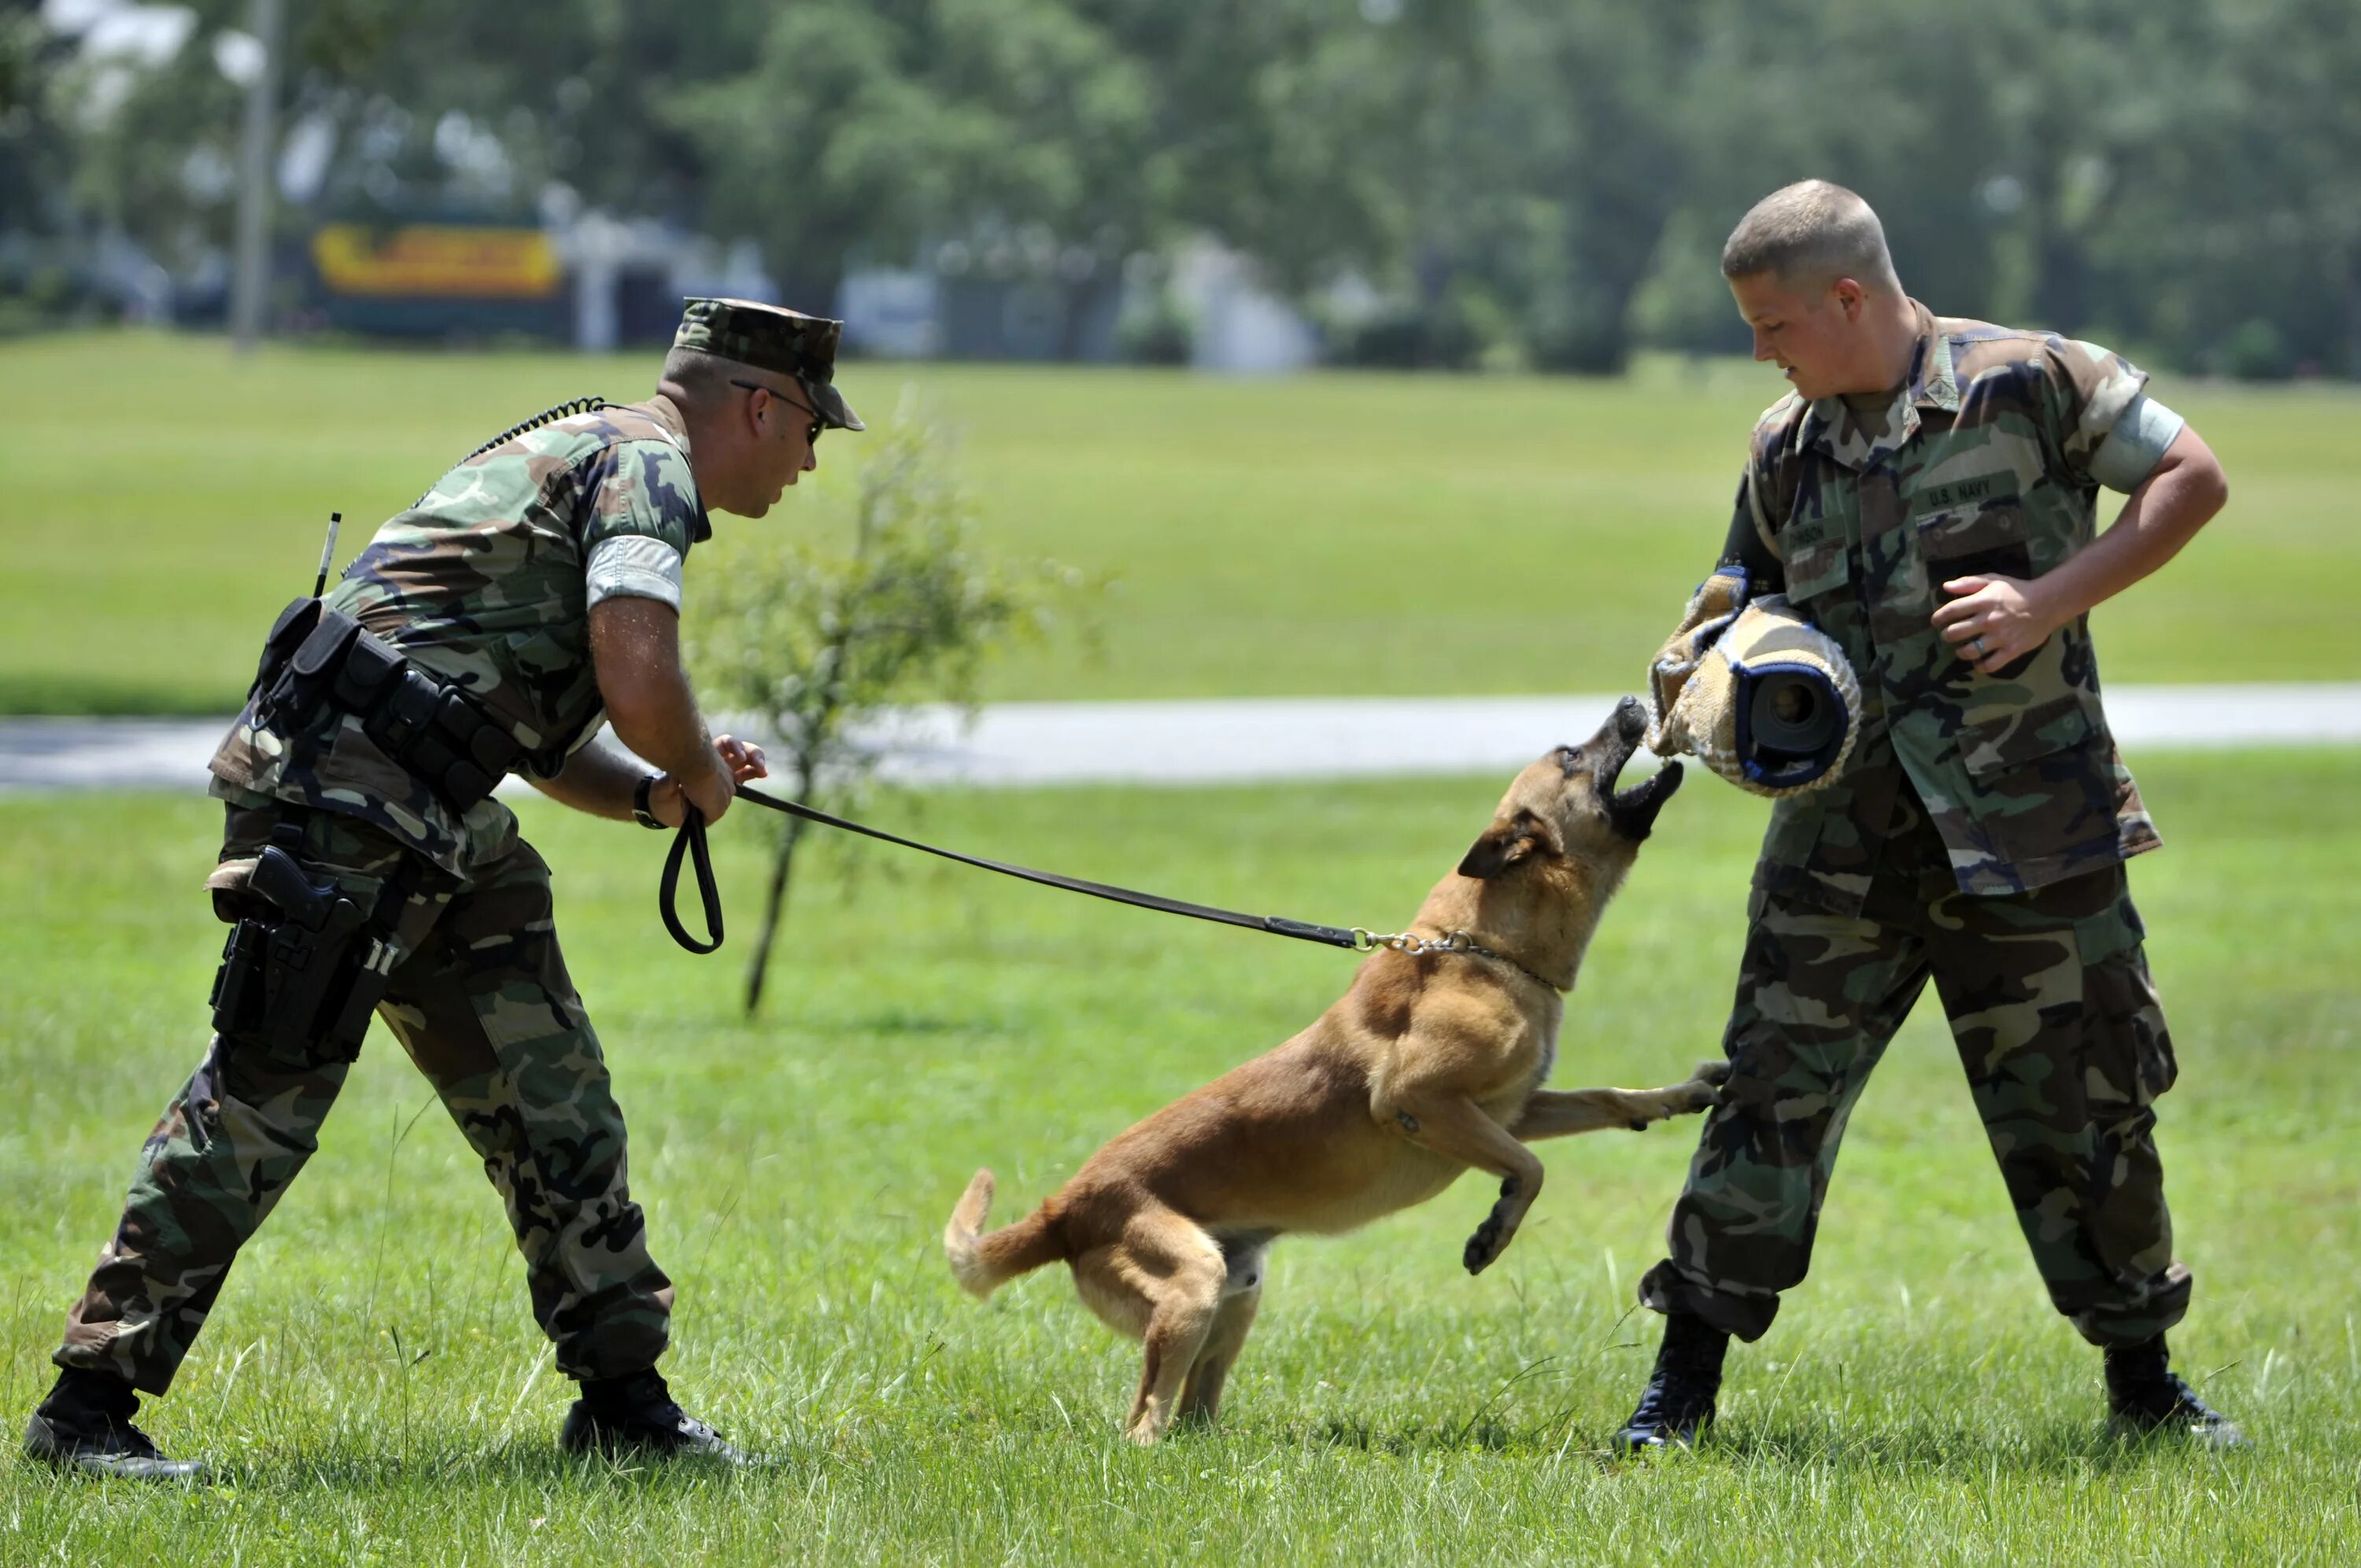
[252,596,529,814]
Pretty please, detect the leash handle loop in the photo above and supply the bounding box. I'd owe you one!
[660,809,724,954]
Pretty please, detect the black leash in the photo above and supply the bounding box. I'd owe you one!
[656,783,1362,957]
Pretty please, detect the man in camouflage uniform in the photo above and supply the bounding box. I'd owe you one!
[25,299,863,1481]
[1613,182,2244,1451]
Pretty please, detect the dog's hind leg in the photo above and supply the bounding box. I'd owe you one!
[1177,1284,1261,1428]
[1071,1245,1153,1340]
[1088,1208,1225,1445]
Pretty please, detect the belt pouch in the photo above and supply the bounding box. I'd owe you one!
[249,597,323,703]
[331,629,408,712]
[261,609,364,730]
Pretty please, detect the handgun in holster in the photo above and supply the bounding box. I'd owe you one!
[208,839,400,1068]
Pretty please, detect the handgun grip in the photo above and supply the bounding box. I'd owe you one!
[249,845,336,932]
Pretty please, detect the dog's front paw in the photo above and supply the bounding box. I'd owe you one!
[1682,1061,1732,1110]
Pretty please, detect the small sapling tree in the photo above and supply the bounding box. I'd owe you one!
[686,400,1092,1015]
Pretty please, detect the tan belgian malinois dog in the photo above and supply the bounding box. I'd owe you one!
[942,697,1727,1444]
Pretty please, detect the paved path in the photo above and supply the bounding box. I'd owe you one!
[4,684,2358,794]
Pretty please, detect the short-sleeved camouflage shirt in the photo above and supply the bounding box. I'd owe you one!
[1728,303,2181,911]
[209,397,708,873]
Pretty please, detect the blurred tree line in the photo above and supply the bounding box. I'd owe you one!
[6,0,2355,377]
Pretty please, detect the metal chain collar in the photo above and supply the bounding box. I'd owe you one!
[1349,927,1565,992]
[1352,927,1480,955]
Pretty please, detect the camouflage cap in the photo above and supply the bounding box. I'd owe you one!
[672,297,864,431]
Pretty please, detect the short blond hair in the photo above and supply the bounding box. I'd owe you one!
[1721,180,1901,293]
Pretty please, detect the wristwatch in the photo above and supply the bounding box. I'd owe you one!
[632,773,668,830]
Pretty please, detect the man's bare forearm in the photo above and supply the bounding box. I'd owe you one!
[588,595,735,818]
[2038,425,2230,621]
[527,740,652,821]
[605,665,722,793]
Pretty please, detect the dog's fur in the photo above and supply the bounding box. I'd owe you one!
[943,698,1724,1444]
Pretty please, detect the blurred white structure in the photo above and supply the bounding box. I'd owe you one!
[1169,239,1317,375]
[556,213,778,351]
[837,237,1323,372]
[839,268,942,358]
[84,231,174,320]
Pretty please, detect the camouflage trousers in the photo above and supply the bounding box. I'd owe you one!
[55,802,673,1395]
[1639,793,2190,1348]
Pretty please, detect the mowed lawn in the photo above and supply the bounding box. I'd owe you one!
[3,751,2356,1563]
[3,330,2358,714]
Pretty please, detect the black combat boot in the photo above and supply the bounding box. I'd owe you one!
[559,1368,752,1464]
[2104,1334,2248,1449]
[1611,1312,1729,1452]
[23,1367,209,1482]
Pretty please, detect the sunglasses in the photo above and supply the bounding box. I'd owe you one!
[730,378,824,445]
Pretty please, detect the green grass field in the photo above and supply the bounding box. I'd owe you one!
[5,753,2358,1562]
[3,330,2357,714]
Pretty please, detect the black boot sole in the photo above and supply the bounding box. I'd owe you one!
[558,1404,756,1465]
[23,1415,211,1483]
[2106,1411,2251,1450]
[1609,1413,1714,1455]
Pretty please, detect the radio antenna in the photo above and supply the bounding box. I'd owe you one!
[312,511,342,599]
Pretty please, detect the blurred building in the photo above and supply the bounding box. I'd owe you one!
[556,214,776,350]
[836,236,1317,374]
[305,206,567,341]
[1168,241,1317,376]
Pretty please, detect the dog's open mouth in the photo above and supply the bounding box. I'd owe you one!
[1602,751,1685,840]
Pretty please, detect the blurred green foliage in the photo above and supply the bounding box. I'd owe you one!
[7,0,2359,374]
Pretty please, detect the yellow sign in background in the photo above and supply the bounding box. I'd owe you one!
[311,224,561,299]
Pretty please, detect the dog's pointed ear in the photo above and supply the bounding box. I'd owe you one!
[1458,810,1558,880]
[1458,823,1519,880]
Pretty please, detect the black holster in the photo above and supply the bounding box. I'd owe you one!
[208,835,401,1068]
[249,597,524,813]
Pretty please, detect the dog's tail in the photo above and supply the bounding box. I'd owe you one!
[944,1169,1065,1299]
